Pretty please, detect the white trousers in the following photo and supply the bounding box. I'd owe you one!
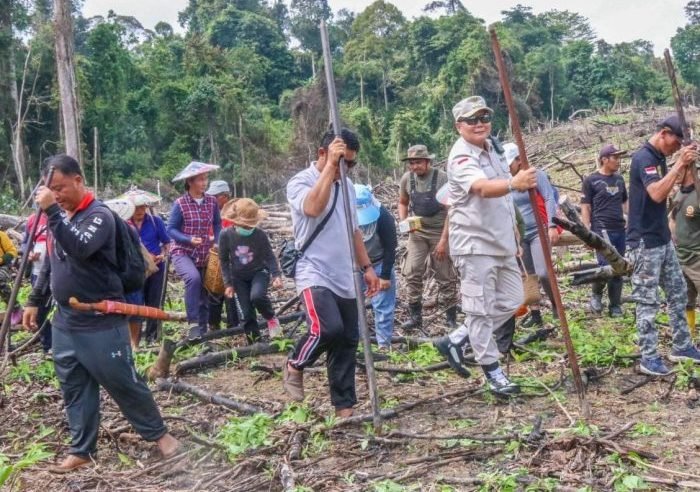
[448,254,523,365]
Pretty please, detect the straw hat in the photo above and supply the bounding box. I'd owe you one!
[104,199,135,221]
[172,161,220,182]
[223,198,267,228]
[118,187,161,207]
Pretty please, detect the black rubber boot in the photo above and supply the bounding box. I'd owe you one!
[445,306,458,329]
[493,316,516,354]
[401,302,422,331]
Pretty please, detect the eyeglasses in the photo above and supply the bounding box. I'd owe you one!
[458,114,492,125]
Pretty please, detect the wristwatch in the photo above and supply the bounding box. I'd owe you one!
[507,177,514,193]
[360,264,371,273]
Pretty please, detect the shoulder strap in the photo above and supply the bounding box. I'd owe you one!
[430,169,438,192]
[299,182,339,254]
[409,173,416,194]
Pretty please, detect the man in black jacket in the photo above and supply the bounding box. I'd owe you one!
[23,155,178,473]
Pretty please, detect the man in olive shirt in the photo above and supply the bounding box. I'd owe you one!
[398,145,458,330]
[671,161,700,339]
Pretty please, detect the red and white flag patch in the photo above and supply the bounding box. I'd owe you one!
[644,166,658,175]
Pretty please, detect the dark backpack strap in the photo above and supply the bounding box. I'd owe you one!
[430,168,438,192]
[299,182,339,254]
[409,172,416,194]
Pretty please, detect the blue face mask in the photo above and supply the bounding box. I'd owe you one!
[235,226,255,237]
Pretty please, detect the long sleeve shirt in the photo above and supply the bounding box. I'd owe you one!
[218,227,280,285]
[512,169,558,239]
[28,195,124,331]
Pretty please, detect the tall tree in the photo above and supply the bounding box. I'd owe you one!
[54,0,81,164]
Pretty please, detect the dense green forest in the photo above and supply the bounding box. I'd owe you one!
[0,0,698,204]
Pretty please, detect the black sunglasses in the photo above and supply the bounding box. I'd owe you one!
[458,114,492,125]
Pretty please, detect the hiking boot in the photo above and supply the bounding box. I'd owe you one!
[283,362,304,401]
[589,294,603,314]
[609,305,624,318]
[267,317,283,338]
[434,336,471,378]
[669,345,700,364]
[639,357,672,376]
[520,310,543,328]
[445,306,458,329]
[187,325,203,341]
[485,367,521,396]
[401,302,422,331]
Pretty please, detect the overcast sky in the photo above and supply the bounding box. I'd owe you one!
[82,0,688,55]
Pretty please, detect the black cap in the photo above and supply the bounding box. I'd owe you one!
[656,115,684,139]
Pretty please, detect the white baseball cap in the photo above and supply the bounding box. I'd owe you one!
[503,143,520,166]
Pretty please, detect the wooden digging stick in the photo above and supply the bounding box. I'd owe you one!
[68,297,187,321]
[490,27,589,418]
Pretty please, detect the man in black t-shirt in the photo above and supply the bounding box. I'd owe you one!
[626,116,700,376]
[581,144,628,317]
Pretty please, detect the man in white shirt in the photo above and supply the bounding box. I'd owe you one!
[435,96,537,396]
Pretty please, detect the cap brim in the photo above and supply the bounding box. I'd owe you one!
[457,107,494,119]
[357,205,380,226]
[401,154,435,161]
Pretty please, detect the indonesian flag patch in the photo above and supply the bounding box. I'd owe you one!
[644,166,658,175]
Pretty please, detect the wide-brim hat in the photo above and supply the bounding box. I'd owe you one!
[227,198,268,228]
[172,161,220,182]
[117,187,161,207]
[221,198,238,222]
[401,144,435,162]
[104,199,135,221]
[354,184,380,226]
[452,95,493,121]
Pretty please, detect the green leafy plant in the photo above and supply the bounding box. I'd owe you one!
[631,422,658,438]
[216,413,274,460]
[276,403,311,424]
[270,338,295,352]
[0,442,55,489]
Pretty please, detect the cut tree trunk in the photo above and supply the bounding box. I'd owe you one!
[174,342,286,375]
[53,0,81,164]
[570,266,626,286]
[156,379,266,415]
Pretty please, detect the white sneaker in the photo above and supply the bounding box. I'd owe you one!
[267,318,282,338]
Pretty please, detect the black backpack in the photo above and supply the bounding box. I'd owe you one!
[102,207,147,294]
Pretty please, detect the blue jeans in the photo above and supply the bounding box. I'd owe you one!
[362,262,397,348]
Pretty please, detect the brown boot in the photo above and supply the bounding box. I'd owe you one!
[335,408,354,418]
[283,362,304,401]
[49,454,92,474]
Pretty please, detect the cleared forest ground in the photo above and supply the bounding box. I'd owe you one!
[3,107,700,491]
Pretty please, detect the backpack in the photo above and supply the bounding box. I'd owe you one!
[103,207,147,294]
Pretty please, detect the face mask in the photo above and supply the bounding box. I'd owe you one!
[235,226,255,237]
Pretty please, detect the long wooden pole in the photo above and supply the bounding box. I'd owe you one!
[320,20,381,432]
[489,28,589,417]
[663,49,699,205]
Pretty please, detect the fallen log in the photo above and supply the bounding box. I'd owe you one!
[175,341,286,375]
[156,378,266,415]
[0,214,23,231]
[570,266,628,286]
[556,261,600,274]
[553,215,631,275]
